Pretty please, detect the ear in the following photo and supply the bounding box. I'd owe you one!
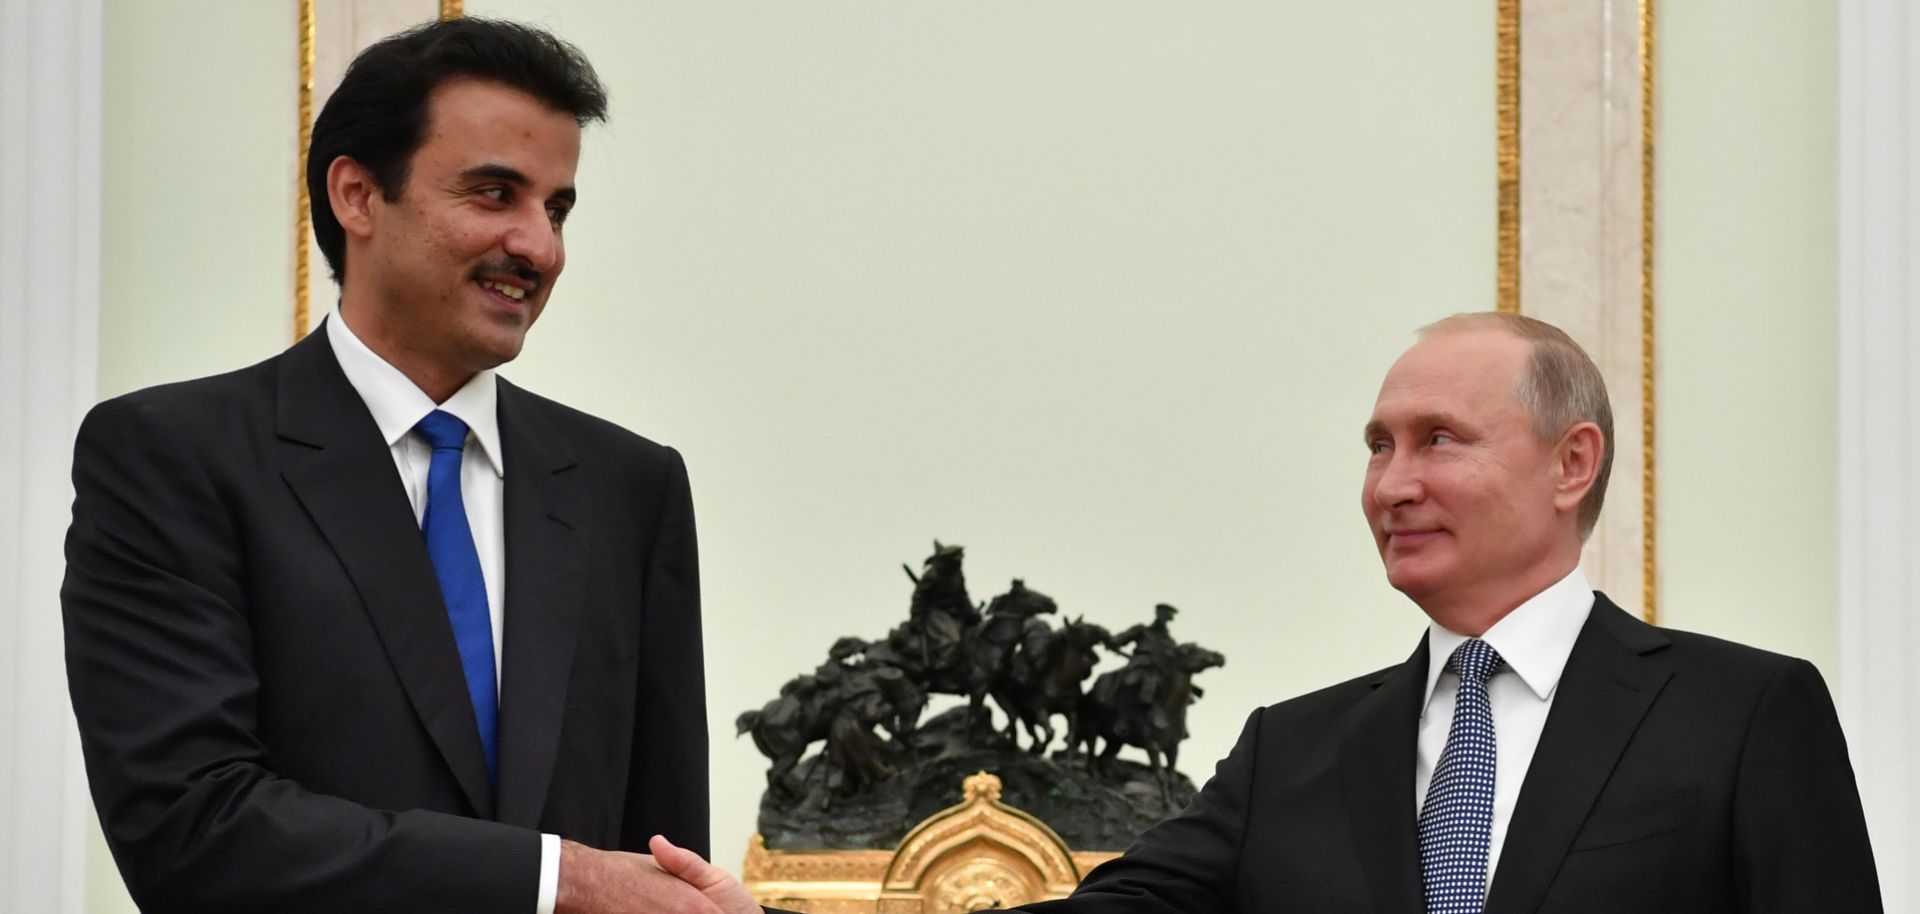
[1551,421,1605,516]
[326,156,380,241]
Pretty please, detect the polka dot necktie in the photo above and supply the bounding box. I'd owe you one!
[1419,638,1503,914]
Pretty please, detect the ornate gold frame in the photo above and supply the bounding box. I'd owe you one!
[293,0,463,341]
[294,3,1660,617]
[294,0,314,340]
[1638,0,1659,623]
[743,773,1118,914]
[1495,0,1521,316]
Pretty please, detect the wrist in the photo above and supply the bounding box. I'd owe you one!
[554,839,598,914]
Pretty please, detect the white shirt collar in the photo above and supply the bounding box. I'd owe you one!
[1420,565,1594,713]
[324,307,504,478]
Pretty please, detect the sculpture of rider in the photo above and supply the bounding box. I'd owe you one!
[1107,603,1181,703]
[903,542,979,672]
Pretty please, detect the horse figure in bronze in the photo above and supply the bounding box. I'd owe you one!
[869,576,1056,744]
[996,616,1111,754]
[737,645,924,802]
[1076,640,1226,806]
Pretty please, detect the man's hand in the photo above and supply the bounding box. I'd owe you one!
[555,839,754,914]
[650,835,762,914]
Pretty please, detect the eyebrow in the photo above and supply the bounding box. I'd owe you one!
[458,163,577,205]
[1363,412,1468,442]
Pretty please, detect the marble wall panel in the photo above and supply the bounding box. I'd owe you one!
[1514,0,1653,618]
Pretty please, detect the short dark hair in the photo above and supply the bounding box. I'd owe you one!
[306,17,609,283]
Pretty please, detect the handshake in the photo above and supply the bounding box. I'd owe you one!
[557,836,763,914]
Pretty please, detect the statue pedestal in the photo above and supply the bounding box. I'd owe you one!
[743,772,1119,913]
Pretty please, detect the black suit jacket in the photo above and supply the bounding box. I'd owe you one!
[1028,595,1881,913]
[62,326,710,913]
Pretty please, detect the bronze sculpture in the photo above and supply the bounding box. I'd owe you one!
[739,543,1225,852]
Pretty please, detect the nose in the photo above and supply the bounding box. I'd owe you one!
[1370,447,1423,511]
[502,207,561,273]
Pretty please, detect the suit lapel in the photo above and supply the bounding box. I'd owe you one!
[1483,594,1673,914]
[1341,637,1428,914]
[493,380,587,830]
[275,326,497,819]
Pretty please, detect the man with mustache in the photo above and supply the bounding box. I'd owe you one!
[63,18,743,914]
[659,312,1883,913]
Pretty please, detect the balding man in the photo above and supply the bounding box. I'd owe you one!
[663,313,1883,914]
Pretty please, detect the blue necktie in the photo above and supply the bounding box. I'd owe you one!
[1419,638,1503,914]
[414,410,498,788]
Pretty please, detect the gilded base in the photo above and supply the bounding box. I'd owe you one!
[744,772,1120,913]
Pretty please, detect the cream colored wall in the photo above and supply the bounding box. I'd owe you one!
[98,1,294,398]
[1657,1,1839,677]
[470,0,1493,875]
[85,0,1844,904]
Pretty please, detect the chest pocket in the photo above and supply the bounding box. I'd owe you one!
[1569,784,1699,852]
[565,656,638,710]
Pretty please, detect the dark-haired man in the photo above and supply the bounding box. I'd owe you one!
[658,313,1883,913]
[64,18,733,914]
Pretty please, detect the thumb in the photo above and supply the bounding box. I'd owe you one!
[649,834,726,890]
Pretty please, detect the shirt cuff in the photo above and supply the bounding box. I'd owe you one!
[535,833,561,914]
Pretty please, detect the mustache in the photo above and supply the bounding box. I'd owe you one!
[470,258,543,294]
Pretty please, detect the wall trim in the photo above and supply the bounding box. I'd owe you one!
[0,0,105,910]
[294,0,464,342]
[1837,0,1917,905]
[1503,0,1658,622]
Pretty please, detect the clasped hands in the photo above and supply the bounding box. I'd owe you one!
[556,835,761,914]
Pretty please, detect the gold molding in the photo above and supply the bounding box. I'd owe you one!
[1639,0,1658,624]
[1495,0,1520,315]
[292,2,1660,619]
[743,773,1119,913]
[879,772,1081,901]
[295,1,465,343]
[1500,0,1659,622]
[294,0,315,342]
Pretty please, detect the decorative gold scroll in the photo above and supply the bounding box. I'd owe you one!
[1639,0,1658,623]
[1496,0,1520,316]
[294,0,315,341]
[743,773,1119,914]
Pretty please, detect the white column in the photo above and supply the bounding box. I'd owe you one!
[1837,0,1918,907]
[0,1,104,912]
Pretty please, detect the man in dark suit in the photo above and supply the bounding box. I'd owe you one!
[64,19,734,914]
[661,312,1883,913]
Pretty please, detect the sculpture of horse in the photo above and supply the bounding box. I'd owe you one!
[737,660,925,801]
[964,579,1057,728]
[1076,641,1226,805]
[995,616,1110,754]
[868,577,1055,742]
[819,667,924,808]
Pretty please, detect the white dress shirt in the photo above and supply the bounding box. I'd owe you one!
[1414,565,1595,894]
[325,311,562,914]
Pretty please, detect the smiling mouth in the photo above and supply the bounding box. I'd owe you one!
[478,279,527,302]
